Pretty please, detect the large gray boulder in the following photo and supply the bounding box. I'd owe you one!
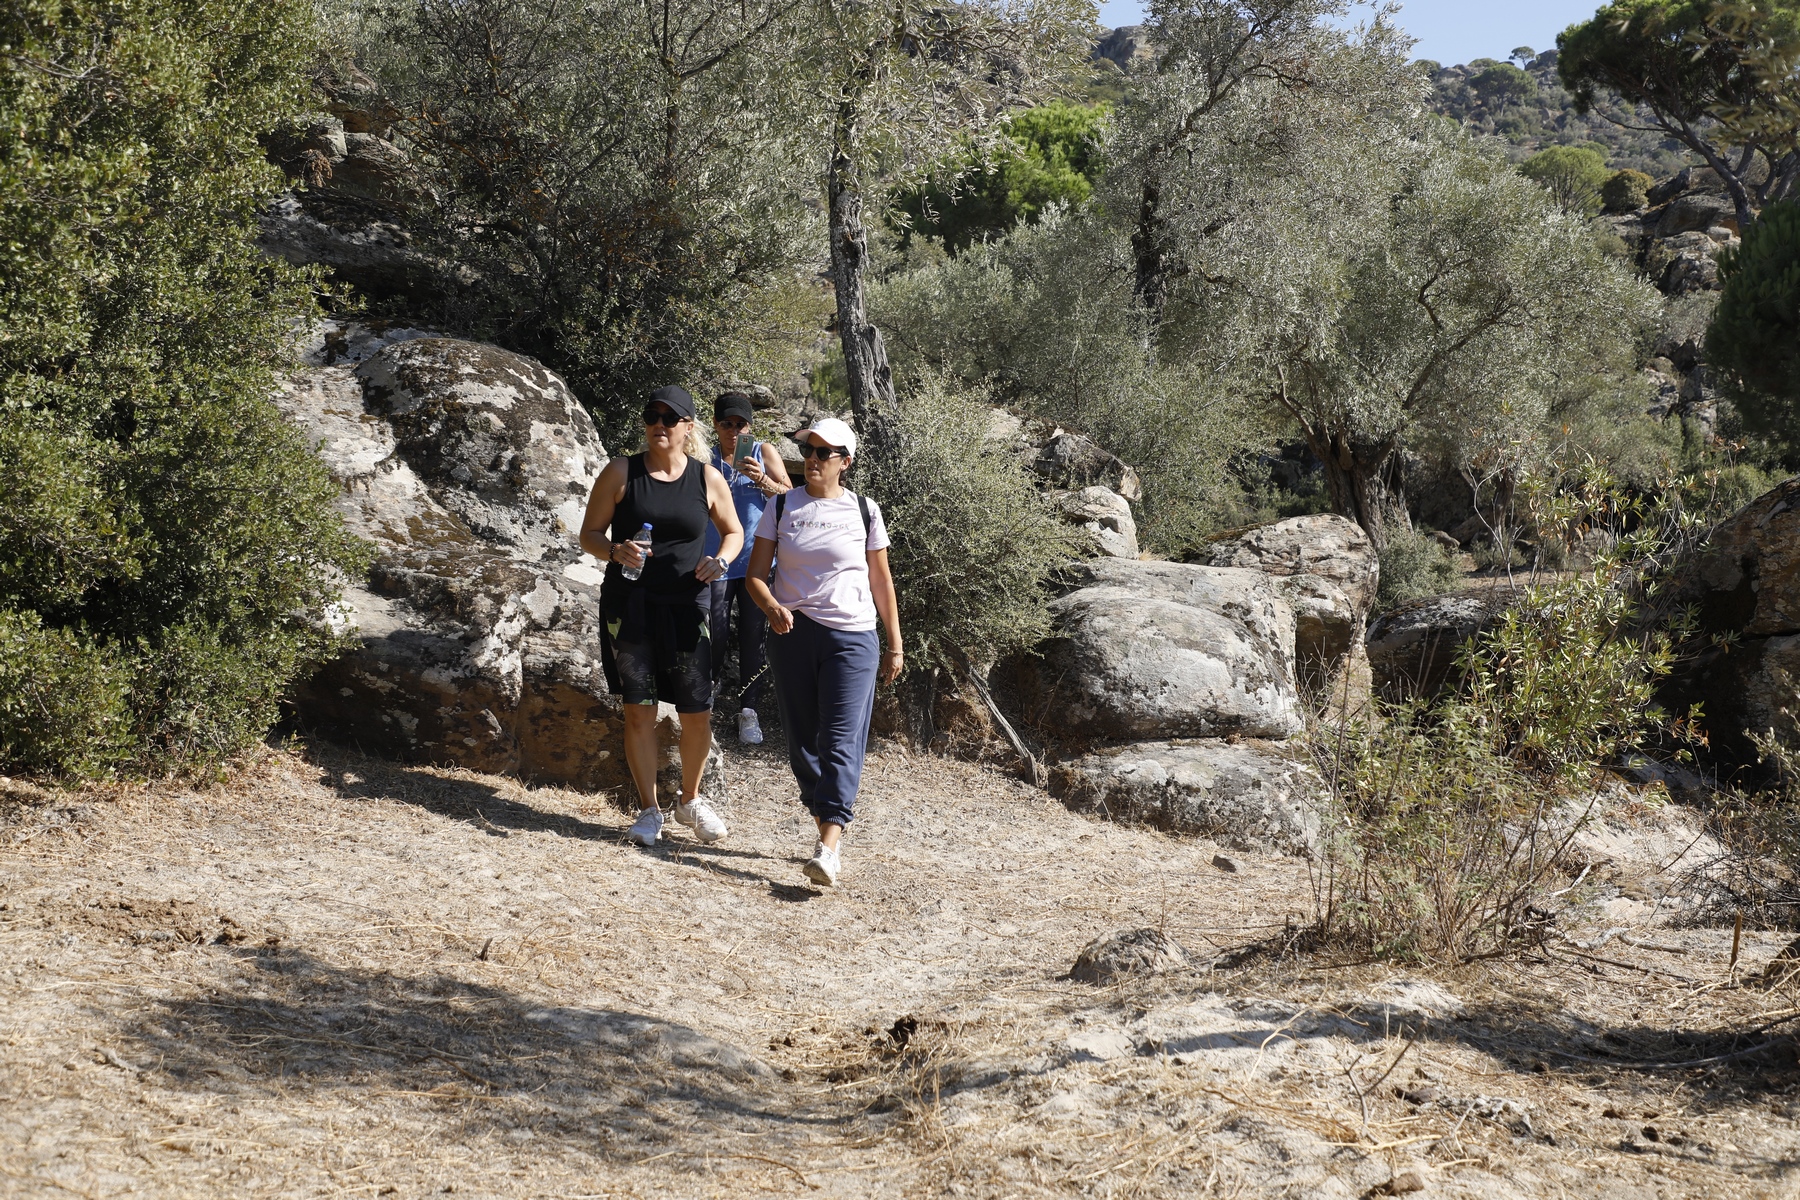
[277,323,679,793]
[1207,515,1377,699]
[1365,592,1508,702]
[1015,559,1302,741]
[1052,739,1320,852]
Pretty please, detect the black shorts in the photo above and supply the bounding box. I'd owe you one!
[601,586,713,713]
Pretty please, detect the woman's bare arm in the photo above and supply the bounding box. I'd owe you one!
[868,547,903,684]
[745,537,791,634]
[578,459,635,567]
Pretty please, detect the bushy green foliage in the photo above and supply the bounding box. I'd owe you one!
[870,211,1268,556]
[1375,524,1462,610]
[1709,200,1800,445]
[1470,61,1538,108]
[0,0,367,775]
[1519,145,1610,215]
[892,101,1108,252]
[1603,167,1655,212]
[854,374,1077,671]
[349,0,818,447]
[1311,477,1700,961]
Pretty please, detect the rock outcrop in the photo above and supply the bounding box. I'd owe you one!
[278,322,698,794]
[1661,477,1800,765]
[1365,592,1510,702]
[1033,432,1143,502]
[1017,559,1303,742]
[1054,486,1139,559]
[1052,739,1320,853]
[1207,515,1378,702]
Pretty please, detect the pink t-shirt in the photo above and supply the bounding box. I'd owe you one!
[753,489,890,631]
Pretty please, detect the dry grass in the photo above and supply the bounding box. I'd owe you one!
[3,734,1800,1197]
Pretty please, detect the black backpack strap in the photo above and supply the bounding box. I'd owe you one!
[775,490,786,525]
[857,493,871,539]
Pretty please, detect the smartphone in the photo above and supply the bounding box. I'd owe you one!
[734,442,756,471]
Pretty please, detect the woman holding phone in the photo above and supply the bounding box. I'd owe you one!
[744,417,902,887]
[579,385,743,848]
[704,391,792,744]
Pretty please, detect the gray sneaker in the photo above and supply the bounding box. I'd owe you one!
[627,806,663,846]
[803,842,840,887]
[673,796,728,843]
[737,707,764,745]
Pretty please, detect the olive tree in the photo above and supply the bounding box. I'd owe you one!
[1256,140,1660,546]
[355,0,818,444]
[794,0,1091,423]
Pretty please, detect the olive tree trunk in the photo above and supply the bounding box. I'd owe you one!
[826,106,896,427]
[1307,430,1407,552]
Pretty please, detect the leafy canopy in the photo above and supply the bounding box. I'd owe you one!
[1708,199,1800,442]
[1519,144,1611,215]
[0,0,367,774]
[892,101,1109,253]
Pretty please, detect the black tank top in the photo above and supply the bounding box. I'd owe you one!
[607,453,709,601]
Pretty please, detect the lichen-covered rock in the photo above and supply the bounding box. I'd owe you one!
[1052,739,1320,853]
[1053,486,1138,558]
[1207,514,1377,700]
[1016,559,1302,741]
[1032,432,1143,502]
[1069,928,1189,984]
[276,322,662,794]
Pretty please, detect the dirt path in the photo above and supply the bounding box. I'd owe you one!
[3,734,1798,1198]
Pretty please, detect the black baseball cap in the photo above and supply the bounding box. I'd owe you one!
[646,384,696,421]
[713,391,755,423]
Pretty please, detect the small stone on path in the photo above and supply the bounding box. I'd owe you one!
[1069,928,1188,984]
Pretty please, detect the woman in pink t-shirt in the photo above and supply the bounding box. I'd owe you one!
[744,417,903,887]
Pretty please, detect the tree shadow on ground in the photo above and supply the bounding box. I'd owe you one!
[114,944,848,1159]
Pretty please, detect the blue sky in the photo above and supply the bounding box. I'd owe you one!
[1096,0,1606,67]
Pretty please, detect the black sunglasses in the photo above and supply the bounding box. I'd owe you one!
[798,443,847,460]
[643,406,688,427]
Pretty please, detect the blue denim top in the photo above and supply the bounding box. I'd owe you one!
[704,441,767,580]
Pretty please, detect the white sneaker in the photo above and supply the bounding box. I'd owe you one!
[673,796,728,843]
[737,707,764,745]
[627,806,663,846]
[803,842,840,887]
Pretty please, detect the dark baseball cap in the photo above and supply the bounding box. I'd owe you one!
[713,391,755,423]
[646,384,696,422]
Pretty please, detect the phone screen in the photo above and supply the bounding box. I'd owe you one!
[734,443,754,470]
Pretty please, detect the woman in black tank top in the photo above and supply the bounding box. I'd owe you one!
[578,385,744,848]
[607,453,710,600]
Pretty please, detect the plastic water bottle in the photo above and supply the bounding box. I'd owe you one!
[620,523,652,581]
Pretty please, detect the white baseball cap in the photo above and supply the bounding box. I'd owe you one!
[792,416,857,457]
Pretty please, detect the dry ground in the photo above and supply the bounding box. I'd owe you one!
[3,729,1800,1199]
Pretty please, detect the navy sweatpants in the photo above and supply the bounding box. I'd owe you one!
[769,611,878,829]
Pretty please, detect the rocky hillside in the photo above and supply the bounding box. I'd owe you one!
[1425,50,1698,175]
[1093,31,1701,177]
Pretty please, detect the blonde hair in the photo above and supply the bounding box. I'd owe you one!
[639,417,709,459]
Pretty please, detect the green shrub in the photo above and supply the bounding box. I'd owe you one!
[1310,480,1698,961]
[1375,523,1462,610]
[0,0,368,776]
[892,101,1109,253]
[1602,168,1653,213]
[1709,201,1800,449]
[855,374,1078,672]
[1519,145,1610,216]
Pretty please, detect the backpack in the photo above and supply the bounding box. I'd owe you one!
[774,489,872,538]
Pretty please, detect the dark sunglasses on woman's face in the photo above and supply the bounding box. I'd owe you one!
[798,443,847,459]
[716,417,748,431]
[643,406,687,427]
